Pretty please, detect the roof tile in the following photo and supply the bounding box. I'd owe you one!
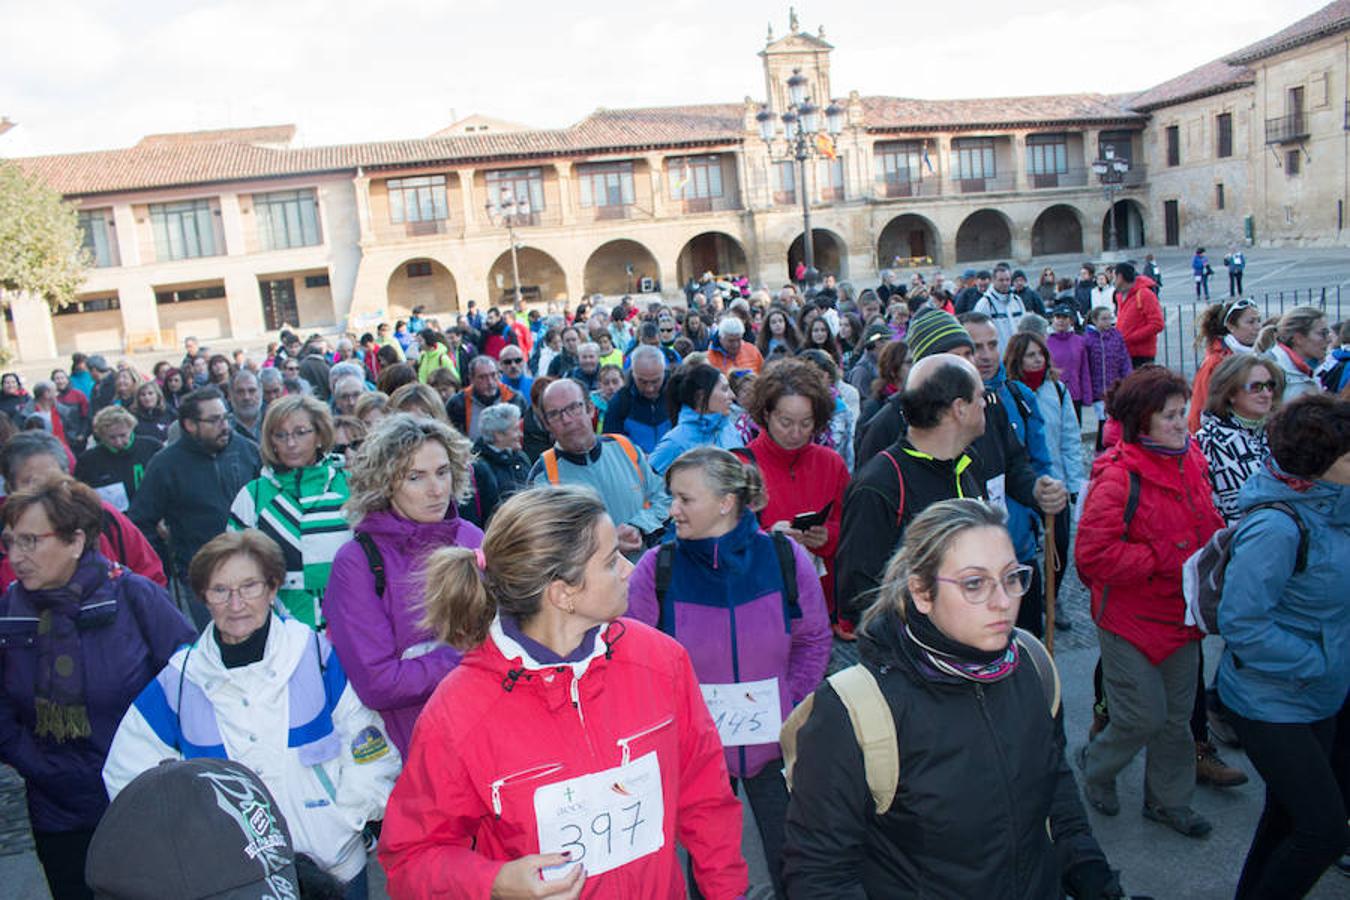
[1225,0,1350,64]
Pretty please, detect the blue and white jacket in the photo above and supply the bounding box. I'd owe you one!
[986,366,1054,561]
[649,407,744,473]
[103,614,400,882]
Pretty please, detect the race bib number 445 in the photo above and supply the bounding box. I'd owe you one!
[700,677,782,747]
[534,752,664,880]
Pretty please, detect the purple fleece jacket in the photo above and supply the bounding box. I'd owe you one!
[1082,325,1134,403]
[1046,331,1091,404]
[322,508,483,756]
[626,513,831,778]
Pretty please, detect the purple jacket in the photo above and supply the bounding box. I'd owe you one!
[1083,325,1134,404]
[323,508,483,756]
[627,512,831,777]
[1046,331,1091,404]
[0,556,193,832]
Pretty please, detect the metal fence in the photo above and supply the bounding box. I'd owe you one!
[1155,286,1345,379]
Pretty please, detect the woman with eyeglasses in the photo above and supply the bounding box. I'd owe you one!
[784,499,1124,899]
[1256,305,1333,404]
[0,476,193,900]
[104,529,400,899]
[227,395,351,629]
[1075,367,1226,839]
[1188,296,1264,432]
[1197,353,1284,525]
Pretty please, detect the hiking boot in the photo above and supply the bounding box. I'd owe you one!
[1207,707,1241,748]
[1087,711,1109,742]
[1143,804,1212,838]
[1196,741,1249,788]
[1075,746,1119,816]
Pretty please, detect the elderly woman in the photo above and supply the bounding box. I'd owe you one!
[0,477,192,900]
[1076,367,1225,838]
[322,413,481,756]
[104,530,399,898]
[73,406,164,511]
[227,395,350,628]
[130,379,174,444]
[472,402,530,506]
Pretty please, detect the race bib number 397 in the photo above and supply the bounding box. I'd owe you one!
[534,752,665,880]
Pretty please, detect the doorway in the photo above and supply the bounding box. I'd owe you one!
[259,279,299,331]
[1163,200,1180,247]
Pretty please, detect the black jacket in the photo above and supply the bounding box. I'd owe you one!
[856,392,906,465]
[73,435,164,509]
[836,440,984,622]
[127,432,260,577]
[600,379,671,455]
[472,439,531,501]
[783,609,1108,899]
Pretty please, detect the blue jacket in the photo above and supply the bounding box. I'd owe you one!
[1217,462,1350,723]
[649,407,743,473]
[985,367,1053,561]
[601,379,672,454]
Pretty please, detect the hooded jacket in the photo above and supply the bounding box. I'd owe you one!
[322,508,482,756]
[1082,325,1133,404]
[1075,440,1225,664]
[983,367,1053,563]
[471,438,531,502]
[627,511,831,777]
[377,617,750,899]
[649,407,744,474]
[0,556,193,832]
[228,462,352,628]
[1116,275,1164,359]
[782,608,1108,899]
[103,615,400,883]
[1045,330,1091,404]
[1217,462,1349,724]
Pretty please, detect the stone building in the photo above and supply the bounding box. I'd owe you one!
[7,1,1349,363]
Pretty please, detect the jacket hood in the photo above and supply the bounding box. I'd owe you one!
[1127,275,1157,296]
[354,506,475,550]
[1239,460,1350,526]
[675,406,731,436]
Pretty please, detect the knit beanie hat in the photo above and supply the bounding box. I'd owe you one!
[907,309,975,360]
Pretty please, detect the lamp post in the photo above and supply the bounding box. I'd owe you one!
[1091,148,1131,255]
[757,69,844,289]
[485,185,530,310]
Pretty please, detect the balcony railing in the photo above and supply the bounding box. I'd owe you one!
[1121,164,1147,187]
[957,173,1015,194]
[1028,167,1089,189]
[876,178,942,199]
[593,204,631,220]
[1265,113,1309,144]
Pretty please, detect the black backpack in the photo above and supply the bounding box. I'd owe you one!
[652,532,800,634]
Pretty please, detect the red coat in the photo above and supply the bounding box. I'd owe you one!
[1187,340,1230,433]
[1116,276,1164,360]
[378,619,749,899]
[0,501,165,590]
[1075,441,1224,664]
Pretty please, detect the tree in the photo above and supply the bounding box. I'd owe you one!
[0,160,89,357]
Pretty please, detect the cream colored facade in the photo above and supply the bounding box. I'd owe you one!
[11,6,1350,364]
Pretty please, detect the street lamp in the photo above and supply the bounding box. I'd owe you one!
[484,185,531,311]
[1091,148,1131,254]
[757,68,844,288]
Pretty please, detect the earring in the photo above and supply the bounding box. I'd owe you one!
[565,603,576,614]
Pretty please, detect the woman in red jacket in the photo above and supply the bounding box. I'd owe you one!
[1186,297,1262,433]
[378,485,748,900]
[1075,367,1224,839]
[1114,263,1165,367]
[739,358,850,638]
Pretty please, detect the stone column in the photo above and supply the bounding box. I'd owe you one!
[218,192,247,257]
[117,282,162,343]
[554,161,575,224]
[224,271,266,339]
[458,168,477,234]
[111,204,141,267]
[1011,132,1027,192]
[646,154,668,219]
[353,173,374,245]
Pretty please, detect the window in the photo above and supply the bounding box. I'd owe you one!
[874,141,924,195]
[1287,85,1305,117]
[303,274,330,289]
[253,189,321,250]
[953,138,996,180]
[772,160,796,204]
[155,285,226,304]
[1165,126,1180,167]
[1286,149,1301,176]
[150,199,220,260]
[55,295,121,316]
[78,209,117,267]
[1026,134,1068,175]
[1215,183,1225,209]
[1098,130,1135,165]
[485,167,545,214]
[406,261,433,277]
[817,156,844,201]
[387,175,448,224]
[1216,113,1233,158]
[578,162,635,209]
[668,156,724,200]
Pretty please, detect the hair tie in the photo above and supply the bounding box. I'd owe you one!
[474,548,487,571]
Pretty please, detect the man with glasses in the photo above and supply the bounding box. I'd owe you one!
[497,347,533,405]
[601,345,671,454]
[128,387,261,626]
[447,355,526,441]
[529,379,670,558]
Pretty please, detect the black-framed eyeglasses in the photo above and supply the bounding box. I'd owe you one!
[334,440,364,455]
[195,414,227,426]
[500,358,524,367]
[543,400,587,424]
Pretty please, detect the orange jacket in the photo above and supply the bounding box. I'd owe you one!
[1188,340,1232,433]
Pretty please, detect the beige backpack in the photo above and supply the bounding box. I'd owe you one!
[780,628,1060,815]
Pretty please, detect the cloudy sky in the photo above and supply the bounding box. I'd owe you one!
[1,0,1329,158]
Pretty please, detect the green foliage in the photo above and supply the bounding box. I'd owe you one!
[0,161,89,309]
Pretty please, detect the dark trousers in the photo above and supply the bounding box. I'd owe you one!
[1196,274,1211,299]
[33,828,96,900]
[1130,355,1155,368]
[1230,709,1349,899]
[1230,271,1244,296]
[690,764,789,899]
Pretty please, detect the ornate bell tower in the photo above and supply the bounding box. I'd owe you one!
[759,8,835,112]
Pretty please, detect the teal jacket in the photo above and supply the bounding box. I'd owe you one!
[1217,461,1350,723]
[649,407,743,474]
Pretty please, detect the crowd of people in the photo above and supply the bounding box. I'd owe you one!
[0,260,1346,900]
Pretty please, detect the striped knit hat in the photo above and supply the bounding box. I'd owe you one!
[907,309,975,360]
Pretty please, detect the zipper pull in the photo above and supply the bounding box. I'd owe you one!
[490,778,505,818]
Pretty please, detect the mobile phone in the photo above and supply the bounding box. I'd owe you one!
[791,500,834,531]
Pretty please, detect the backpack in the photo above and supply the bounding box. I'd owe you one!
[353,532,387,598]
[541,434,650,509]
[651,531,800,633]
[1318,356,1350,394]
[1182,501,1308,634]
[780,628,1059,815]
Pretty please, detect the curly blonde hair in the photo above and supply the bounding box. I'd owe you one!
[343,413,473,525]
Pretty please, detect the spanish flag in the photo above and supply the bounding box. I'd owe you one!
[814,133,837,161]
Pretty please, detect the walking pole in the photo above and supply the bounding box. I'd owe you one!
[1043,511,1057,656]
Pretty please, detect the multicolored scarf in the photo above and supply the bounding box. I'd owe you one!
[903,598,1019,684]
[29,552,112,742]
[1138,434,1192,457]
